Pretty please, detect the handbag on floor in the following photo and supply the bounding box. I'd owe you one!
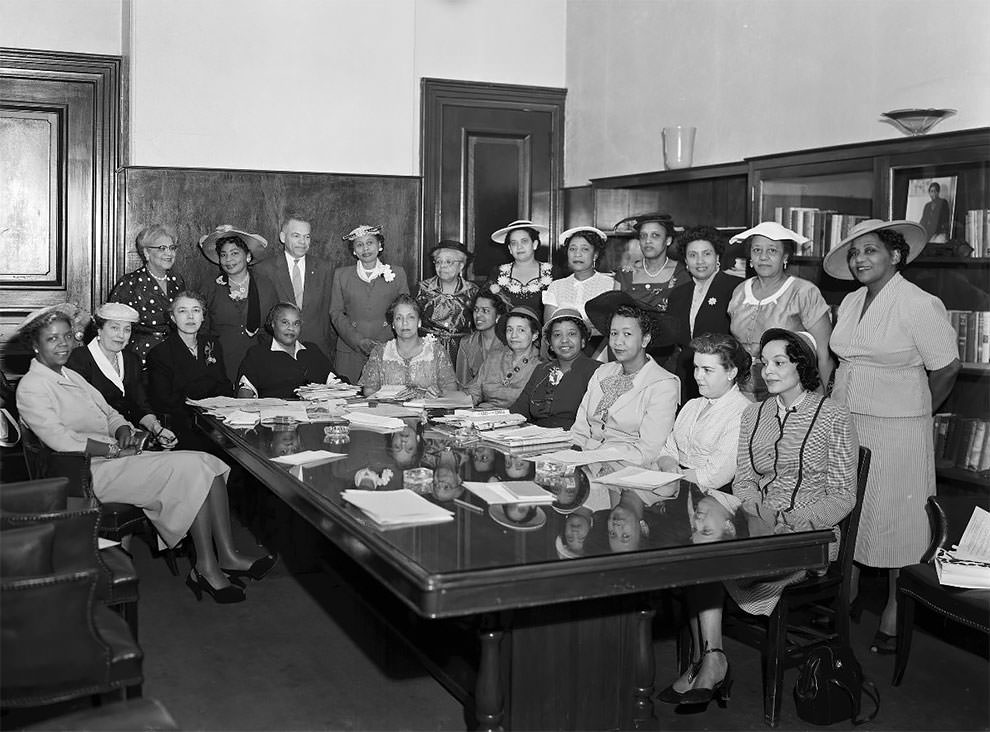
[793,642,880,725]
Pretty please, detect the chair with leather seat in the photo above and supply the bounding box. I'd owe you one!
[1,524,144,709]
[0,477,140,639]
[20,421,181,575]
[892,494,990,686]
[720,446,871,727]
[22,697,179,731]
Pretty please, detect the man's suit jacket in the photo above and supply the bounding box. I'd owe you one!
[254,251,335,359]
[666,270,742,403]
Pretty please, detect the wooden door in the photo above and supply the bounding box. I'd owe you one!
[421,79,565,283]
[0,49,121,373]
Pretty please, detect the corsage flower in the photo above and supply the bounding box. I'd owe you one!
[204,341,217,366]
[707,297,718,306]
[548,366,564,386]
[381,264,396,283]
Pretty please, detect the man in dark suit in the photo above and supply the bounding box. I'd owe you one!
[665,226,742,403]
[254,211,335,360]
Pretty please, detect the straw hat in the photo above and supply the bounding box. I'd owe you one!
[490,219,550,245]
[558,226,607,248]
[94,303,140,323]
[728,222,810,248]
[542,307,588,339]
[198,225,268,264]
[822,219,926,280]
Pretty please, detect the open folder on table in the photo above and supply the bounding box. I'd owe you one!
[341,489,454,528]
[595,466,682,490]
[533,446,627,466]
[343,410,406,432]
[463,481,555,506]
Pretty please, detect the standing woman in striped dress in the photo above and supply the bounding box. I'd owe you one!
[825,219,960,655]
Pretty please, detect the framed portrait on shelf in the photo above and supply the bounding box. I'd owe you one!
[904,176,957,243]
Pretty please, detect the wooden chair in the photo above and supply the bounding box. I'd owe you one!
[19,421,182,576]
[721,446,872,727]
[0,477,140,639]
[892,494,990,686]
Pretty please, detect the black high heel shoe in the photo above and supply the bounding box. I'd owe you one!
[678,647,732,707]
[186,569,246,604]
[656,657,702,704]
[221,553,279,582]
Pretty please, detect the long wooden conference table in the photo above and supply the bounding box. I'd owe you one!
[198,411,831,731]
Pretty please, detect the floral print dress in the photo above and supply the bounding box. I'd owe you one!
[486,262,554,315]
[358,335,458,398]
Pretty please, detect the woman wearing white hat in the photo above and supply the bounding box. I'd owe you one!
[486,219,555,315]
[825,219,960,655]
[198,226,277,387]
[726,222,833,399]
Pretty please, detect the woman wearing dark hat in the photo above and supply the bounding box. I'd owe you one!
[109,224,186,363]
[571,291,681,474]
[330,224,410,383]
[726,222,833,399]
[415,239,479,365]
[825,219,960,654]
[464,304,544,408]
[658,328,856,708]
[486,219,555,313]
[198,225,277,387]
[510,308,600,429]
[542,227,616,344]
[613,213,689,313]
[67,302,178,449]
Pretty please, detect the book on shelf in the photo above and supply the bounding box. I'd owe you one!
[933,414,990,474]
[772,207,867,256]
[947,310,990,364]
[965,209,990,257]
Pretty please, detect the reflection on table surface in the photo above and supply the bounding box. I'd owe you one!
[208,412,787,576]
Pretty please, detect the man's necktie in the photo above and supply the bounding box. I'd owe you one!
[291,258,304,308]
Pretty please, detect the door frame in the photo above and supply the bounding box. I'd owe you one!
[420,78,565,281]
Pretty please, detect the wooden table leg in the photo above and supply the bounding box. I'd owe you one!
[475,613,505,732]
[632,606,657,728]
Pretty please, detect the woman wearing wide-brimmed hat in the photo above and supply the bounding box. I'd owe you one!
[825,219,960,655]
[415,239,479,365]
[542,227,616,341]
[725,222,833,399]
[464,304,544,409]
[198,225,278,387]
[486,219,555,314]
[570,291,681,475]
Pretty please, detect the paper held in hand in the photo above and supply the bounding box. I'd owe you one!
[935,506,990,589]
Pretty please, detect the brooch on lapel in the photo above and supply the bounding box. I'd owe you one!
[708,297,718,306]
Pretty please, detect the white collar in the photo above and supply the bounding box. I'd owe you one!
[270,338,306,359]
[356,259,386,283]
[284,251,306,268]
[87,338,125,394]
[776,390,808,416]
[743,275,795,305]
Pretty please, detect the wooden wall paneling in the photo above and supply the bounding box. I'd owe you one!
[119,167,421,296]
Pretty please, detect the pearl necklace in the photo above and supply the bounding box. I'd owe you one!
[642,258,674,278]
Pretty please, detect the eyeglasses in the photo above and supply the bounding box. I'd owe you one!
[144,244,179,253]
[433,258,465,267]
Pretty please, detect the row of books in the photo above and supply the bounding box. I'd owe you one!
[933,414,990,474]
[772,207,869,256]
[964,209,990,257]
[947,310,990,364]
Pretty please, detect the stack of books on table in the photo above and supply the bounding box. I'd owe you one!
[435,408,527,431]
[480,424,573,455]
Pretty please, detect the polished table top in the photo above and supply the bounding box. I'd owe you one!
[198,411,832,618]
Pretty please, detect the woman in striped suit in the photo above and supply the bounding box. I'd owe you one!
[824,219,960,655]
[658,328,857,709]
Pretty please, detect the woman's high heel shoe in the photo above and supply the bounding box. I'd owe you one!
[657,658,702,704]
[678,647,732,707]
[221,553,279,582]
[186,568,246,604]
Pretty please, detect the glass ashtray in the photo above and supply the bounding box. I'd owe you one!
[323,418,350,444]
[403,467,433,491]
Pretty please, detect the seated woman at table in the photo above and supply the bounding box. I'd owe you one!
[359,294,459,399]
[655,333,752,492]
[464,305,543,409]
[455,287,508,387]
[658,328,856,709]
[67,302,178,449]
[236,302,333,399]
[570,291,680,474]
[510,308,600,429]
[147,291,232,451]
[16,305,276,605]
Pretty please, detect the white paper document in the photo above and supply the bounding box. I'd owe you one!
[341,489,454,527]
[534,446,627,466]
[404,393,474,409]
[596,466,683,490]
[463,481,555,505]
[953,506,990,562]
[224,409,261,426]
[344,410,407,432]
[270,450,347,467]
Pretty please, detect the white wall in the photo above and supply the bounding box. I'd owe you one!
[565,0,990,185]
[0,0,121,55]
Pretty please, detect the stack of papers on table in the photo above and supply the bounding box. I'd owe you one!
[343,410,406,432]
[295,380,362,400]
[463,481,555,505]
[404,393,474,409]
[442,408,527,430]
[482,424,570,447]
[341,489,454,527]
[596,466,682,490]
[224,409,261,427]
[367,384,412,401]
[270,450,347,467]
[532,446,626,466]
[259,403,311,423]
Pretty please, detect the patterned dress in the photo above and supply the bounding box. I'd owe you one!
[109,266,186,363]
[359,336,458,397]
[486,262,554,314]
[415,276,479,365]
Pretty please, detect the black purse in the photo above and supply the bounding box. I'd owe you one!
[793,642,880,726]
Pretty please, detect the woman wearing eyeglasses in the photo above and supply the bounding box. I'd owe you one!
[109,225,186,363]
[415,240,479,365]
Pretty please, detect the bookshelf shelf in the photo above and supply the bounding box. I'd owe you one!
[960,363,990,375]
[936,466,990,488]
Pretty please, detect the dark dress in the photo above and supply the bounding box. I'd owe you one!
[146,331,231,450]
[238,340,332,399]
[510,355,600,429]
[202,273,278,388]
[66,341,154,427]
[109,266,186,363]
[665,270,740,402]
